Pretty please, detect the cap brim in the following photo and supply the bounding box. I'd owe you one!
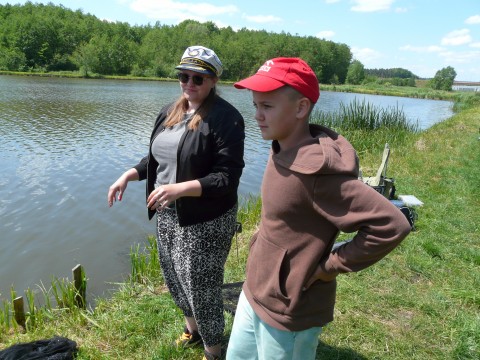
[175,64,215,76]
[234,74,285,92]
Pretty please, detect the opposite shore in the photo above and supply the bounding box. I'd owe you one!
[0,69,472,101]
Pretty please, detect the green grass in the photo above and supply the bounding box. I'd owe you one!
[0,90,478,359]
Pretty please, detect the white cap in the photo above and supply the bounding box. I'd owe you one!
[175,45,223,77]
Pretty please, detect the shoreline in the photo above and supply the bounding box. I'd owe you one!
[0,70,464,102]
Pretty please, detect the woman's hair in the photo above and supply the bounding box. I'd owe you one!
[164,87,217,130]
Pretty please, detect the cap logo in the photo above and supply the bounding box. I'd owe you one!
[188,49,201,57]
[259,60,274,72]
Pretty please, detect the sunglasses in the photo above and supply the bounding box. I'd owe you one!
[177,73,210,86]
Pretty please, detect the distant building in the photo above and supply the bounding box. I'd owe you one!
[452,81,480,92]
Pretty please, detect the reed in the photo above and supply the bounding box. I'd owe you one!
[0,277,82,335]
[310,99,418,157]
[0,299,12,331]
[237,194,262,231]
[37,281,54,311]
[130,235,162,286]
[24,288,36,330]
[9,288,20,332]
[311,99,418,132]
[51,277,81,310]
[452,91,480,112]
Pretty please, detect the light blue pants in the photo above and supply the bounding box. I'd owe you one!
[226,291,322,360]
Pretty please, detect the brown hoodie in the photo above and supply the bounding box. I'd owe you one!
[243,124,411,331]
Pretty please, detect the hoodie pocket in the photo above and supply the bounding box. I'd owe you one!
[246,234,290,313]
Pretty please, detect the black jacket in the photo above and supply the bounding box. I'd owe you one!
[134,95,245,226]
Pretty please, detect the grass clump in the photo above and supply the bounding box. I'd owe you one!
[310,98,418,166]
[311,98,419,132]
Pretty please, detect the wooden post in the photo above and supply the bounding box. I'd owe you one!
[13,296,26,328]
[72,264,86,309]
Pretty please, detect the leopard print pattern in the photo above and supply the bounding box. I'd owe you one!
[156,204,237,347]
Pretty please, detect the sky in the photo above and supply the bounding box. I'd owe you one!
[2,0,480,81]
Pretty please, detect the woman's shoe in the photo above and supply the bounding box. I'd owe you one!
[174,326,203,348]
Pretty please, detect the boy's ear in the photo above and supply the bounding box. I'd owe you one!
[296,97,311,118]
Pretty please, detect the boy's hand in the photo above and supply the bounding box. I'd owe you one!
[303,261,339,290]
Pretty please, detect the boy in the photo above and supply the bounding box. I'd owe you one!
[226,57,411,359]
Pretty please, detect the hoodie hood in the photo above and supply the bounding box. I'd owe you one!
[271,124,359,176]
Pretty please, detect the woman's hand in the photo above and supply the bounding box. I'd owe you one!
[147,180,202,210]
[147,184,178,210]
[107,168,139,207]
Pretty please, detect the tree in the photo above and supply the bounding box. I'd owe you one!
[0,46,26,71]
[71,41,98,77]
[346,59,365,85]
[429,66,457,91]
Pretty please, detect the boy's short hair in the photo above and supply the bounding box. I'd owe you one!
[234,57,320,103]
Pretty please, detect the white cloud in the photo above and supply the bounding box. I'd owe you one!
[130,0,238,22]
[212,20,231,29]
[351,46,383,64]
[439,50,480,64]
[351,0,394,12]
[465,15,480,24]
[400,45,445,53]
[470,42,480,48]
[316,30,335,39]
[441,29,472,46]
[395,7,407,13]
[242,14,282,24]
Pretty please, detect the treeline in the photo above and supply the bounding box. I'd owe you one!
[365,68,418,79]
[0,2,353,82]
[362,67,417,87]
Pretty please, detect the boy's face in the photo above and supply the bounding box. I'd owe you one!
[252,88,304,142]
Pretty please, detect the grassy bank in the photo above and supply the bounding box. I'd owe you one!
[319,82,460,101]
[0,70,172,82]
[0,92,479,359]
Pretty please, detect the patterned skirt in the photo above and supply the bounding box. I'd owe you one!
[156,204,237,347]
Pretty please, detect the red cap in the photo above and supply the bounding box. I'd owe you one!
[234,57,320,103]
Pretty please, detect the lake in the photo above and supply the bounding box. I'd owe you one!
[0,75,454,302]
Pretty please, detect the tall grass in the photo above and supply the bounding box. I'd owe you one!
[130,236,162,286]
[50,277,82,310]
[0,299,12,332]
[312,99,418,132]
[452,91,480,112]
[310,99,418,159]
[0,275,87,336]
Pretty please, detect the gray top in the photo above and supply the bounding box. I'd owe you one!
[151,115,191,188]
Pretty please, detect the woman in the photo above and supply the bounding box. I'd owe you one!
[107,45,245,360]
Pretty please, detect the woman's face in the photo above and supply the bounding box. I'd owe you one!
[178,70,218,107]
